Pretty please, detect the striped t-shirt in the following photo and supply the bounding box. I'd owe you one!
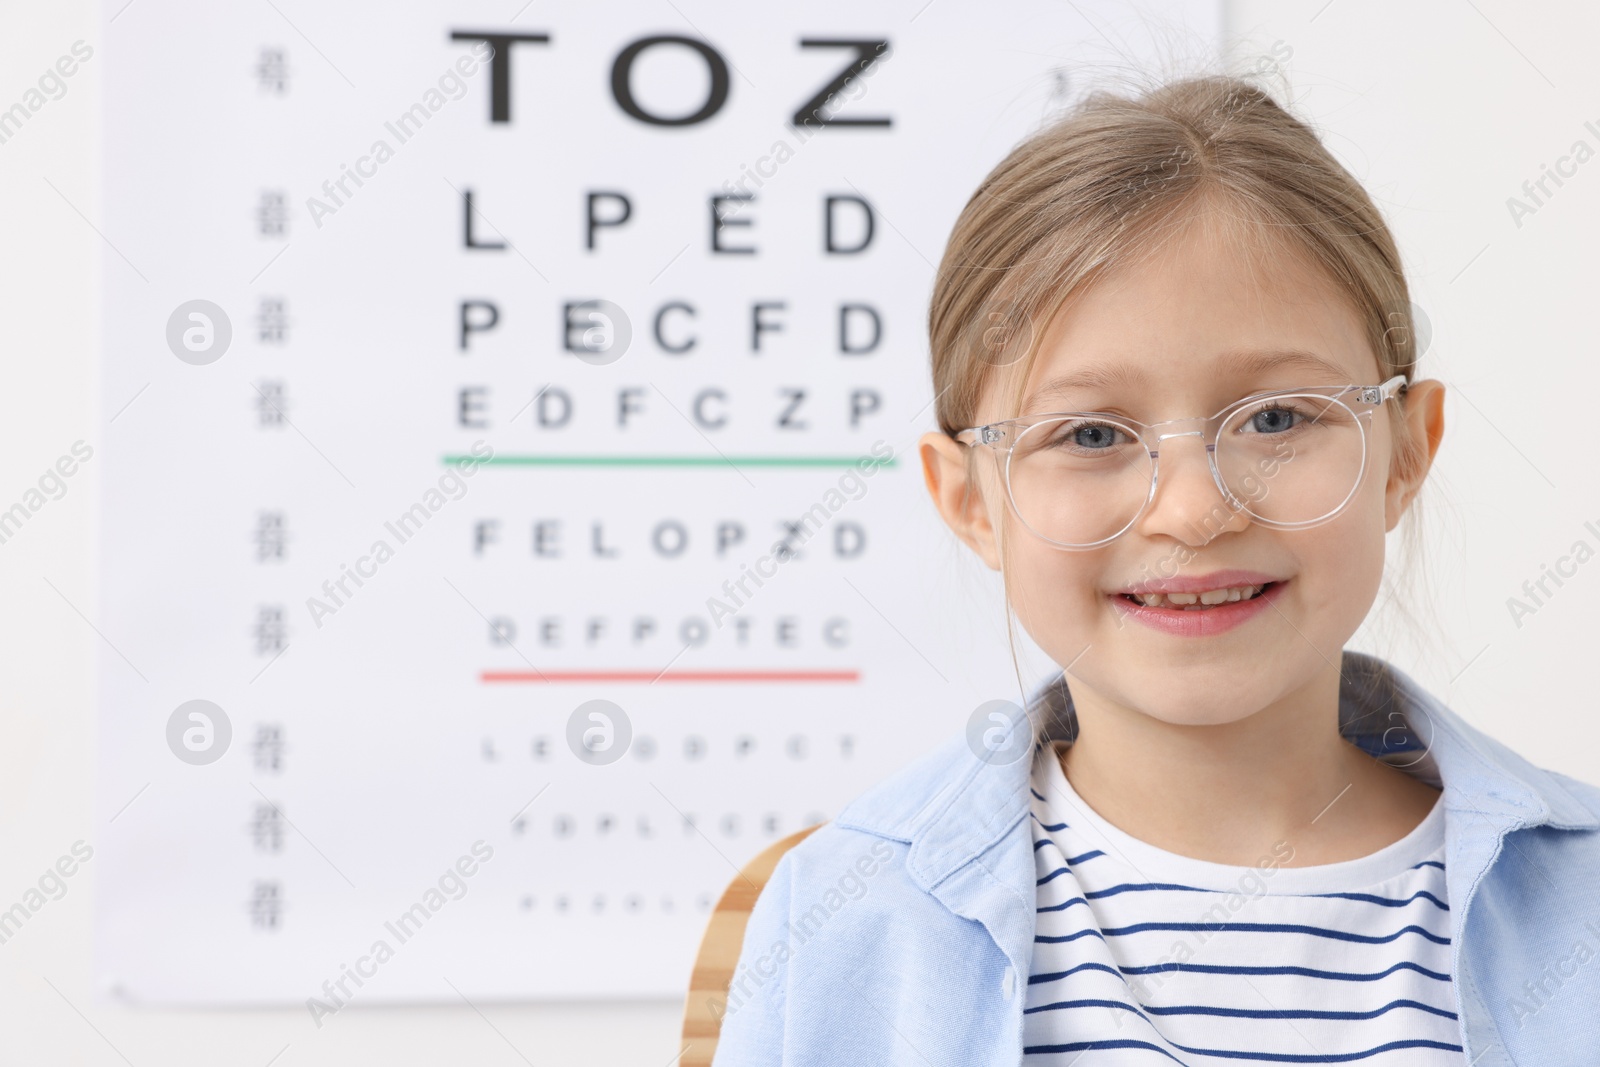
[1024,739,1462,1064]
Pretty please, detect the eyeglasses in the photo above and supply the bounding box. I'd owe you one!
[955,376,1408,549]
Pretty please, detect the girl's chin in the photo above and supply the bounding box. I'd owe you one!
[1063,665,1279,728]
[1136,705,1265,729]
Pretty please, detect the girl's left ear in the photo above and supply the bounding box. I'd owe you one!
[1384,378,1446,531]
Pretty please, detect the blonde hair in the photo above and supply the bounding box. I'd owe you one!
[926,73,1432,698]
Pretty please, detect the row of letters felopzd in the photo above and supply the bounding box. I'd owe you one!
[473,516,868,560]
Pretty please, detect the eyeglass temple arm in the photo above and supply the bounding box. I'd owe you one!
[953,426,989,447]
[1359,375,1409,405]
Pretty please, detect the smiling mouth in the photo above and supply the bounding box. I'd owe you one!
[1118,581,1281,611]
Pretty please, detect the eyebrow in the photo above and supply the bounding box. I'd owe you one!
[1023,348,1357,409]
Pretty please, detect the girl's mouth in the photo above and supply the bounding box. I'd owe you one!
[1108,576,1288,637]
[1119,581,1278,610]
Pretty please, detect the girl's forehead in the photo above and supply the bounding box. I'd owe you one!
[1063,214,1359,337]
[1014,221,1378,405]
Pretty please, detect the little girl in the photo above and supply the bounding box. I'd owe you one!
[712,73,1600,1066]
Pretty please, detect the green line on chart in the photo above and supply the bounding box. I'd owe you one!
[442,454,898,468]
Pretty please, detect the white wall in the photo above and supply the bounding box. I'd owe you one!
[2,0,1595,1062]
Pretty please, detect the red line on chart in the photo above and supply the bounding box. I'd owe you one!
[479,669,862,684]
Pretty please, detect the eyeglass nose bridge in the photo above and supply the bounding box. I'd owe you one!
[1134,418,1241,524]
[1140,416,1213,454]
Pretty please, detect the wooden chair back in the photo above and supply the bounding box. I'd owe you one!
[679,823,824,1067]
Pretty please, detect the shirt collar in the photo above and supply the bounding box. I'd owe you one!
[833,650,1599,892]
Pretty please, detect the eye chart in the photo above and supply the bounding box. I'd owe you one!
[96,0,1218,1005]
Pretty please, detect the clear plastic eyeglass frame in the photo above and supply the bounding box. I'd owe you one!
[953,375,1409,550]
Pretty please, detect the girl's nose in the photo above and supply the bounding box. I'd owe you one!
[1133,432,1250,546]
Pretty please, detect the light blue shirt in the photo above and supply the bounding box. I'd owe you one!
[710,652,1600,1065]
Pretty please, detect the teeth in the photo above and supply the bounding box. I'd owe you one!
[1126,584,1266,609]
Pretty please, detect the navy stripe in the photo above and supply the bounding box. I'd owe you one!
[1024,1038,1188,1063]
[1028,997,1455,1023]
[1086,880,1209,899]
[1163,1038,1463,1063]
[1025,996,1146,1016]
[1148,999,1457,1023]
[1029,811,1090,841]
[1099,920,1450,946]
[1037,896,1090,914]
[1030,786,1048,802]
[1030,844,1107,870]
[1033,817,1070,833]
[1036,870,1452,915]
[1035,927,1107,944]
[1035,851,1106,884]
[1116,960,1451,984]
[1024,1000,1463,1063]
[1027,959,1450,986]
[1027,960,1125,985]
[1312,889,1448,911]
[1410,859,1445,871]
[1037,866,1074,887]
[1027,1035,1465,1063]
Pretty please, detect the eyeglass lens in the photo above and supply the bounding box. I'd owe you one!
[1003,393,1369,547]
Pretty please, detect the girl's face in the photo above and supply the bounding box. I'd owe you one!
[921,212,1444,727]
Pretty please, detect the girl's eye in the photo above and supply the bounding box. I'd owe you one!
[1071,423,1123,449]
[1241,406,1300,434]
[1041,420,1129,452]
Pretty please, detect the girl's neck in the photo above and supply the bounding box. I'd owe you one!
[1057,663,1441,867]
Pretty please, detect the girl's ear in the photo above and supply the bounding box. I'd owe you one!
[919,431,1002,570]
[1384,378,1446,531]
